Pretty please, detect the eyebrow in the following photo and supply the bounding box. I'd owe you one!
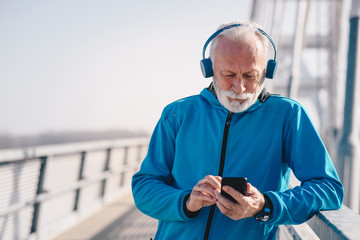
[244,70,260,75]
[220,68,261,75]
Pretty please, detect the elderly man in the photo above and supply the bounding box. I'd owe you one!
[132,21,343,240]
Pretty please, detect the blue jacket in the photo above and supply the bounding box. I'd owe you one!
[132,88,344,240]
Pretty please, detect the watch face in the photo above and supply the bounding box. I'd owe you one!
[261,215,270,222]
[255,215,269,222]
[255,208,271,222]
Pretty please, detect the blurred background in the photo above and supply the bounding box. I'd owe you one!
[0,0,255,148]
[0,0,352,152]
[1,0,360,239]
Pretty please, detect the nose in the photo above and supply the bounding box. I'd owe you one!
[231,77,246,93]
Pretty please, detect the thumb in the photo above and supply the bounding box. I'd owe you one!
[246,183,259,196]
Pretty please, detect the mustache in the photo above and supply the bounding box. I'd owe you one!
[223,90,255,100]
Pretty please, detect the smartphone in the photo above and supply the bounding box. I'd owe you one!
[221,177,247,203]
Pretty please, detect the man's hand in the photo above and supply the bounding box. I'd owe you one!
[186,175,222,212]
[215,182,265,220]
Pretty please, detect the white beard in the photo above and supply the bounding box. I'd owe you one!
[213,80,264,113]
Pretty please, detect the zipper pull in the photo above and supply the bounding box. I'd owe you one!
[226,112,233,126]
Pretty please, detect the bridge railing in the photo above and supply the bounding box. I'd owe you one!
[0,137,149,240]
[1,137,360,240]
[278,176,360,240]
[279,205,360,240]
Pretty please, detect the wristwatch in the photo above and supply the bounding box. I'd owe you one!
[255,194,273,222]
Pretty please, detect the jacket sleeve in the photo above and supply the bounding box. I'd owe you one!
[265,107,344,225]
[131,107,192,222]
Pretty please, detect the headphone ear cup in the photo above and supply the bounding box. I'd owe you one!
[266,59,277,79]
[200,58,213,78]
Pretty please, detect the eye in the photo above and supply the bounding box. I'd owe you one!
[244,74,258,81]
[222,73,236,79]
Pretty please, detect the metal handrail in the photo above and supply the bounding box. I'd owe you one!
[2,137,359,240]
[308,205,360,240]
[0,137,149,163]
[280,174,360,240]
[0,164,137,217]
[0,137,149,240]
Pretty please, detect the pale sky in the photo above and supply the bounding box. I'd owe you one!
[0,0,253,135]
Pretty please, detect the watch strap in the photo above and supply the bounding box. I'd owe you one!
[255,193,273,222]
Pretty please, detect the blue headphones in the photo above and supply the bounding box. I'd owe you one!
[200,24,278,79]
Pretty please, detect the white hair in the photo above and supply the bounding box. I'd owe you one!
[209,21,270,69]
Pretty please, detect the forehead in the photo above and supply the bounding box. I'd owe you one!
[214,36,266,71]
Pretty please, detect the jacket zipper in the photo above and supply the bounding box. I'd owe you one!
[203,111,233,240]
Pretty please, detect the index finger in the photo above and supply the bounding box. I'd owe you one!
[199,175,222,191]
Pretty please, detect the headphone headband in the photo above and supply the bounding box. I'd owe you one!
[200,24,278,79]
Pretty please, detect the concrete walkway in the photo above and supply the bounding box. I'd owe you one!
[53,193,157,240]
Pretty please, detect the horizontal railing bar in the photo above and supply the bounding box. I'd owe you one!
[48,144,145,159]
[0,137,149,164]
[0,164,137,217]
[308,205,360,240]
[286,172,360,240]
[283,171,360,239]
[0,157,43,166]
[0,145,146,165]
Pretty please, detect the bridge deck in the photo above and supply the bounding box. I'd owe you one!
[53,193,157,240]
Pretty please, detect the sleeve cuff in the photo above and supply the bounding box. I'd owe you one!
[183,193,201,218]
[262,191,280,224]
